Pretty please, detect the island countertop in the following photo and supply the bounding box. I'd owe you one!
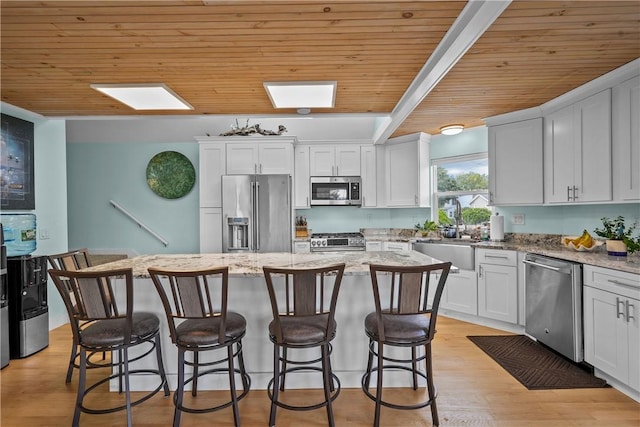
[82,250,450,278]
[83,250,453,392]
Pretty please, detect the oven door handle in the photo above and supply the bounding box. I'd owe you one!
[522,259,563,272]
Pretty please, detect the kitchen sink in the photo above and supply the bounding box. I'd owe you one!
[412,241,475,271]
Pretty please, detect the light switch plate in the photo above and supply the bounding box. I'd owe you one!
[511,214,525,225]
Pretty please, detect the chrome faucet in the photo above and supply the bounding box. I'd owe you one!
[453,198,462,239]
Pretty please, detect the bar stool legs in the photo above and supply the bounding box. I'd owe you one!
[267,343,340,427]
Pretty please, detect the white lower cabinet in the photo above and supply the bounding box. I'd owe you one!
[293,241,311,254]
[199,208,222,253]
[440,269,477,315]
[365,241,382,252]
[476,249,518,324]
[383,241,411,252]
[583,265,639,393]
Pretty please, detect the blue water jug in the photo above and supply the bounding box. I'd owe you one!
[1,213,37,256]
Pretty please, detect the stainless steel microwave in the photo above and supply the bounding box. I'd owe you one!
[310,176,361,206]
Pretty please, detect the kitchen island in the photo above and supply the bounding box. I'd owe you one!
[83,250,448,391]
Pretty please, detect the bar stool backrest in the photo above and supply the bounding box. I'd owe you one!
[262,263,345,344]
[148,267,230,345]
[48,248,92,271]
[49,268,133,342]
[368,262,452,342]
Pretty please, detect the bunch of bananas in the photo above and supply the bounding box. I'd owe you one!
[563,230,595,249]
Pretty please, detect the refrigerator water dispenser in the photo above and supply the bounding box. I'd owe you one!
[227,217,249,250]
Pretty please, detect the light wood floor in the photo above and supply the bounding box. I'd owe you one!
[1,316,638,427]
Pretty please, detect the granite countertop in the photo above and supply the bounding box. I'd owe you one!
[81,250,451,278]
[362,229,640,275]
[472,240,640,275]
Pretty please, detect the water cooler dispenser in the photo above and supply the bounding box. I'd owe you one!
[7,255,49,358]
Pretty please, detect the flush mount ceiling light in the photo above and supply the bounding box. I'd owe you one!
[440,124,464,135]
[263,81,337,110]
[90,83,193,110]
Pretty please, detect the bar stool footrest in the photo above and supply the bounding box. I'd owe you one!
[361,365,437,411]
[174,368,251,414]
[268,366,341,411]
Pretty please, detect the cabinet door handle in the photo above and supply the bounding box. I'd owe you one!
[567,186,572,201]
[306,196,309,206]
[478,265,483,278]
[572,186,578,200]
[608,278,635,287]
[486,254,510,260]
[414,195,418,204]
[616,297,625,319]
[626,300,635,322]
[260,163,263,174]
[336,166,339,176]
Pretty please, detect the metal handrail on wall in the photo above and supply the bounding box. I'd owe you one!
[109,200,169,247]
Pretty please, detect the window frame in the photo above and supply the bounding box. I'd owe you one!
[430,152,490,223]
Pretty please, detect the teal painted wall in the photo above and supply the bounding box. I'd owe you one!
[430,126,488,159]
[497,204,640,236]
[300,207,430,233]
[67,142,199,255]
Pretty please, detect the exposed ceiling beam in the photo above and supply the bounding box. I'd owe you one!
[373,0,512,144]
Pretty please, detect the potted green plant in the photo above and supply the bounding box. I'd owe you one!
[414,220,439,237]
[593,216,640,257]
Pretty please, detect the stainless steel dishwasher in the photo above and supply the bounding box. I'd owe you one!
[523,253,583,362]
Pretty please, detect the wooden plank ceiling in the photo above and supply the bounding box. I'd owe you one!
[1,1,639,138]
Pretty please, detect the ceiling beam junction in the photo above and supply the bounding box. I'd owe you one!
[373,0,512,144]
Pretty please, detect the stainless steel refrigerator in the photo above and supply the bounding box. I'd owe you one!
[222,174,292,253]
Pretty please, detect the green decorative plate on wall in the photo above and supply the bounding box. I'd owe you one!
[146,151,195,199]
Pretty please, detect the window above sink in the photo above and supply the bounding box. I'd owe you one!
[431,153,492,237]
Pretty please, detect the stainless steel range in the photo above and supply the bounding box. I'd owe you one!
[310,232,365,251]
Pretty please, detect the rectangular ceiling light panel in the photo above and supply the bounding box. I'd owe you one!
[264,81,337,108]
[90,83,193,110]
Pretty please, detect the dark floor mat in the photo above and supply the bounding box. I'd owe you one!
[467,335,608,390]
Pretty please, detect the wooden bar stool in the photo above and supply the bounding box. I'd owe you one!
[262,263,345,427]
[148,266,251,427]
[361,262,452,427]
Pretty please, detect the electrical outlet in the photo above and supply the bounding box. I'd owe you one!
[39,228,50,239]
[511,214,525,225]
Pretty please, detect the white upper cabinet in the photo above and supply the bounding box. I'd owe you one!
[226,141,293,175]
[488,117,543,205]
[360,145,377,207]
[613,75,640,202]
[544,89,612,204]
[198,142,226,208]
[294,145,311,208]
[384,133,430,207]
[309,145,361,176]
